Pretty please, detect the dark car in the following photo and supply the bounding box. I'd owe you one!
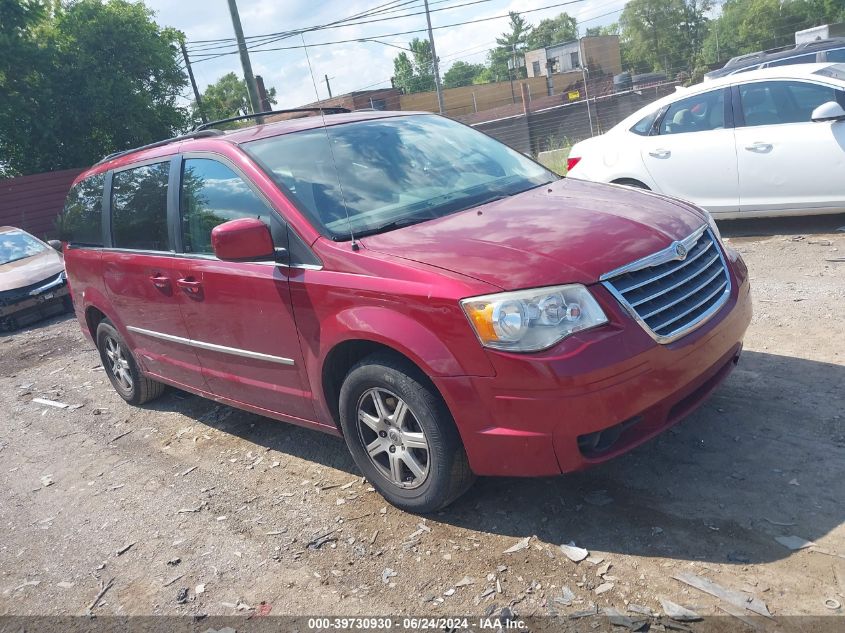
[0,226,71,331]
[705,37,845,80]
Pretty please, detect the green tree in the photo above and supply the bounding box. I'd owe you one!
[392,38,436,94]
[620,0,711,75]
[195,72,277,123]
[702,0,845,65]
[0,0,51,176]
[442,61,487,88]
[0,0,189,176]
[488,12,532,81]
[525,12,578,50]
[585,23,620,37]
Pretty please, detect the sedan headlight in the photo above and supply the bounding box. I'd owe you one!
[461,284,608,352]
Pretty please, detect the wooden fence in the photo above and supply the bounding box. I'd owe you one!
[0,168,84,239]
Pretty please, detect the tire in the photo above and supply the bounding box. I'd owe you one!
[338,353,475,513]
[62,295,74,313]
[96,319,165,405]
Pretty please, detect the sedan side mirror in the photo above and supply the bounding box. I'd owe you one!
[211,218,275,261]
[47,239,63,252]
[811,101,845,122]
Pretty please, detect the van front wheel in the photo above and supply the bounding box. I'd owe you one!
[339,354,475,513]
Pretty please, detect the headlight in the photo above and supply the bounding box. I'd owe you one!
[461,284,608,352]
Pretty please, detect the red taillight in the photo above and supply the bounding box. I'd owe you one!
[566,156,582,172]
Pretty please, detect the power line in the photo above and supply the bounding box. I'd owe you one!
[186,0,429,53]
[185,0,498,56]
[188,0,591,63]
[185,0,484,52]
[188,0,421,45]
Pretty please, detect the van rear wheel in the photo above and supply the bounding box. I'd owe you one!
[96,319,165,405]
[339,353,475,513]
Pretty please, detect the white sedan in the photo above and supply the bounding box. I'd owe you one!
[568,63,845,219]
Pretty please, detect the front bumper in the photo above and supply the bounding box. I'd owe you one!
[437,256,752,477]
[0,274,70,329]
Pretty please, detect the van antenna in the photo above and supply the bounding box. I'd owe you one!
[301,34,358,251]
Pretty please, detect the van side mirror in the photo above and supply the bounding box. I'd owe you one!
[811,101,845,122]
[211,218,275,261]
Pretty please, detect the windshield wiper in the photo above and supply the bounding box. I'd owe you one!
[347,216,432,239]
[1,256,30,266]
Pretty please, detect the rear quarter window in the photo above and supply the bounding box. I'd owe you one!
[630,110,659,135]
[59,174,104,246]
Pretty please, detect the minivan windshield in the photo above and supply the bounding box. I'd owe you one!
[243,115,557,239]
[0,230,48,265]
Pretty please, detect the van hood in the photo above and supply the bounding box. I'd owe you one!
[0,249,65,292]
[361,178,707,291]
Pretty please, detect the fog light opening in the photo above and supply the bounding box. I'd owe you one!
[578,416,643,457]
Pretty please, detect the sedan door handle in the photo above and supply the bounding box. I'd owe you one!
[176,277,202,295]
[149,274,171,290]
[648,149,671,159]
[745,142,773,152]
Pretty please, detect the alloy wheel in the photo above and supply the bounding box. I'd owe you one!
[356,387,430,489]
[104,336,133,392]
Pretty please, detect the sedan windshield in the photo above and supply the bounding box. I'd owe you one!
[0,230,48,265]
[244,115,557,239]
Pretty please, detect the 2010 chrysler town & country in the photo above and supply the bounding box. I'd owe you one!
[62,110,752,513]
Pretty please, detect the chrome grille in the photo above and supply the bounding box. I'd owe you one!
[601,226,730,343]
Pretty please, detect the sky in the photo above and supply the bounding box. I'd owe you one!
[144,0,629,109]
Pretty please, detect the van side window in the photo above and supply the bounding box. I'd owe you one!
[111,162,170,251]
[60,173,104,246]
[181,158,276,255]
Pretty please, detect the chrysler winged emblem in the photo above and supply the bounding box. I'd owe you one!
[674,243,688,260]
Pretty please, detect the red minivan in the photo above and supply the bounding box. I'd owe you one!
[62,110,752,513]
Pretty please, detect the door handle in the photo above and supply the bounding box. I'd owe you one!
[649,149,671,159]
[176,277,202,295]
[745,142,773,152]
[149,274,171,290]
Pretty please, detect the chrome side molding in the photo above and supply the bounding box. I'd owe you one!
[126,326,295,366]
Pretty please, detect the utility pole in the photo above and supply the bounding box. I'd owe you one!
[180,37,206,124]
[422,0,445,115]
[324,74,333,99]
[509,43,518,104]
[227,0,263,122]
[255,75,271,112]
[582,66,594,137]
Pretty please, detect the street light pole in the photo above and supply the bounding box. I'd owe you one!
[227,0,263,123]
[422,0,445,114]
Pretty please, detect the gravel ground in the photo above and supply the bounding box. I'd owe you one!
[1,215,843,626]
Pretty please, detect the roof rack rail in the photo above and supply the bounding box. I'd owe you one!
[193,107,351,132]
[96,129,225,165]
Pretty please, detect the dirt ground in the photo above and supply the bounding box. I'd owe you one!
[1,214,844,627]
